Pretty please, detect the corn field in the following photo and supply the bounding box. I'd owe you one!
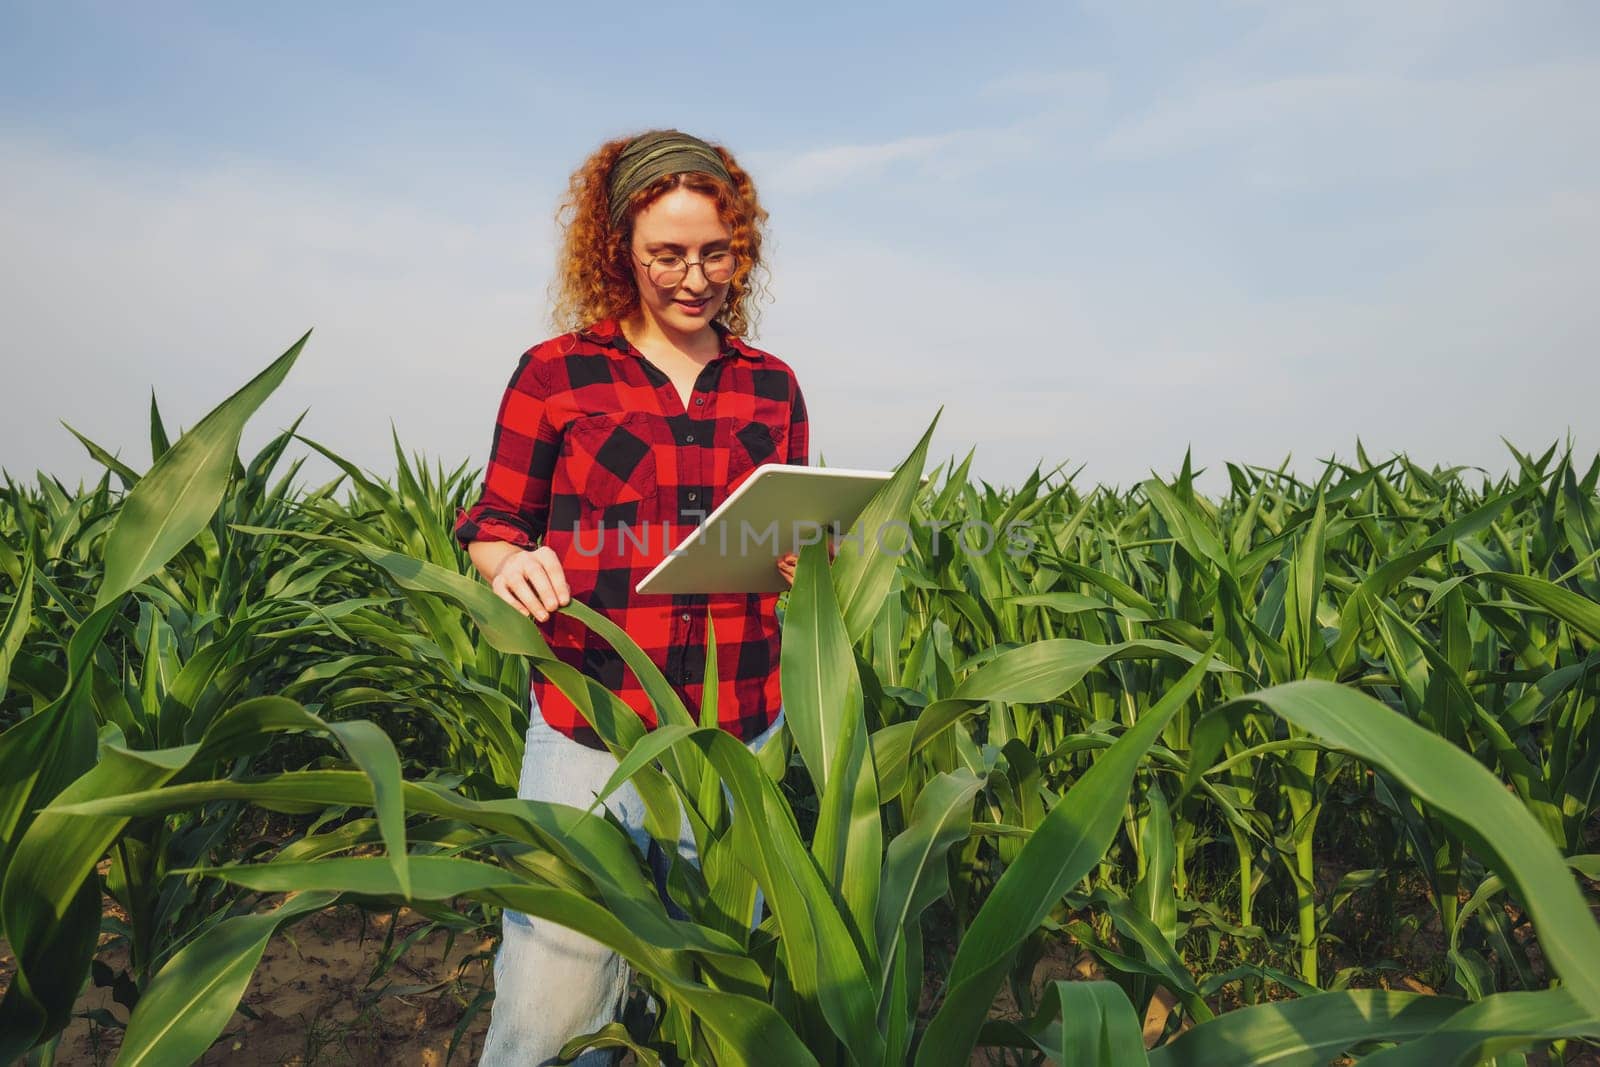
[1,335,1598,1065]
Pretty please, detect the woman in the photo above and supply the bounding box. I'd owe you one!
[454,129,808,1065]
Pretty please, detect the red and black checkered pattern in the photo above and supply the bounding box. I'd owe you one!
[455,317,809,749]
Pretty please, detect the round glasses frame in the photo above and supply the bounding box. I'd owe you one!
[633,249,739,288]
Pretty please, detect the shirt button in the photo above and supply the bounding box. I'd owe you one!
[694,397,704,405]
[685,433,695,443]
[681,612,691,622]
[687,491,697,501]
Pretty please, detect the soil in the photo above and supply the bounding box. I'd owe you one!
[1,901,495,1066]
[3,837,1597,1065]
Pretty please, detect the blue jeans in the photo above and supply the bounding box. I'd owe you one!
[478,694,784,1066]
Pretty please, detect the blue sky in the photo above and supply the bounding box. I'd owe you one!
[3,1,1597,492]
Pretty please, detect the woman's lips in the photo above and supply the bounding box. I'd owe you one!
[676,298,709,315]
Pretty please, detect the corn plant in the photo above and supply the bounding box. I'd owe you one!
[3,337,1599,1064]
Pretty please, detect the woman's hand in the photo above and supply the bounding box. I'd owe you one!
[490,545,570,622]
[776,539,839,588]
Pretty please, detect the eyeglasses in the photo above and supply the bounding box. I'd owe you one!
[634,249,739,288]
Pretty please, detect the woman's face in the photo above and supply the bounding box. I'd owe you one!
[626,186,733,338]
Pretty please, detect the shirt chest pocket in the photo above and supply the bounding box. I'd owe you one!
[565,411,658,510]
[727,411,788,487]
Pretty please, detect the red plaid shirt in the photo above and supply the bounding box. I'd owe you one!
[454,317,809,749]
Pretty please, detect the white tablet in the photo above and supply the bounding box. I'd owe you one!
[634,464,898,595]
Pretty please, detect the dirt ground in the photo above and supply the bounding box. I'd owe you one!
[4,887,1596,1065]
[2,902,495,1066]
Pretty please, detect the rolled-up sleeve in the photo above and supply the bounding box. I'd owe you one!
[786,381,809,466]
[454,351,560,550]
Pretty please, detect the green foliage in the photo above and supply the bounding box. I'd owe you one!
[0,339,1597,1065]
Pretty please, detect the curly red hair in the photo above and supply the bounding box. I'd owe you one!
[546,129,772,341]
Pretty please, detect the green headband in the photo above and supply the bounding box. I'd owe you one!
[607,130,732,230]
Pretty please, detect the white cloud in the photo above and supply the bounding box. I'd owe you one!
[746,83,1107,201]
[0,136,560,485]
[750,160,1598,494]
[1098,62,1600,185]
[749,132,968,198]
